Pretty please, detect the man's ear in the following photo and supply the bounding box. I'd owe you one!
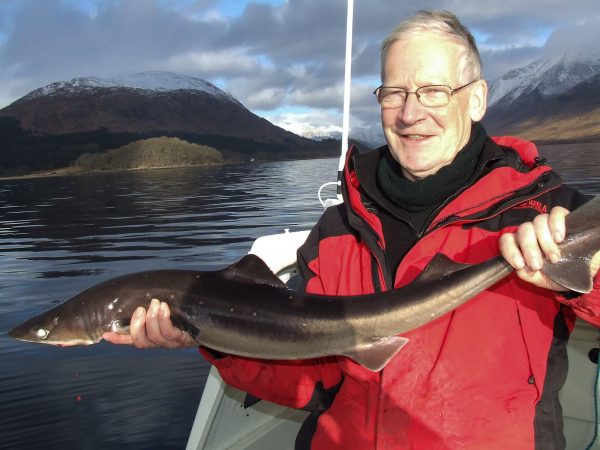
[469,79,488,122]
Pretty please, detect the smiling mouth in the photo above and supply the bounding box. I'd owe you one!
[401,134,431,140]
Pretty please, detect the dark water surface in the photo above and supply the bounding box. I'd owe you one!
[1,145,598,449]
[0,158,337,450]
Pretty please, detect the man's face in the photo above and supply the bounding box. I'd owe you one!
[380,32,487,180]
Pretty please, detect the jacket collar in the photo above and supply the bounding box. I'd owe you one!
[342,135,558,235]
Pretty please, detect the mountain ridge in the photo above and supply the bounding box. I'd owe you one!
[0,72,341,174]
[19,71,240,104]
[484,51,600,141]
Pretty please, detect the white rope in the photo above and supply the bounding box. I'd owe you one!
[318,181,341,208]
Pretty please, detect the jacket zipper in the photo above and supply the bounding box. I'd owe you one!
[418,171,553,237]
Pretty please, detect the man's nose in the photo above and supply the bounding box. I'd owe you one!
[400,92,427,125]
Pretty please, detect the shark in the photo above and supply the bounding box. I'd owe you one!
[9,196,600,372]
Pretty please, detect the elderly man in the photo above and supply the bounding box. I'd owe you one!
[105,10,600,450]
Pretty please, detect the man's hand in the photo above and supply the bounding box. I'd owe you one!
[500,206,600,291]
[103,298,196,348]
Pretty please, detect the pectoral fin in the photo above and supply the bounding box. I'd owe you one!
[412,254,471,285]
[343,336,409,372]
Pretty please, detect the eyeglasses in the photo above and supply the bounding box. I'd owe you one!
[373,79,479,109]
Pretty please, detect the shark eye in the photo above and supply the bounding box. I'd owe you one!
[35,328,49,339]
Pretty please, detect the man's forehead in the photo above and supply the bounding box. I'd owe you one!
[391,30,467,57]
[384,32,467,84]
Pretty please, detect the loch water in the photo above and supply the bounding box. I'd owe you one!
[0,144,599,449]
[0,157,336,449]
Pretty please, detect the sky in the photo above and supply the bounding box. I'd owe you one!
[1,0,600,140]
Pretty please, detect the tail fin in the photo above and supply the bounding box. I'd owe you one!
[542,196,600,293]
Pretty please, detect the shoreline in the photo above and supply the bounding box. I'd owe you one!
[0,155,338,182]
[0,162,228,181]
[3,141,598,182]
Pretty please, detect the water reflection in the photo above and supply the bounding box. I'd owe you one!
[539,142,600,194]
[0,158,337,450]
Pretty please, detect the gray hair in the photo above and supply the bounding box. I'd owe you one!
[380,10,482,84]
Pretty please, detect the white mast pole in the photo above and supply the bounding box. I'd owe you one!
[319,0,353,208]
[337,0,353,201]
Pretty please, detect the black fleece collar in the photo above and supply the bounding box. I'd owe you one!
[376,123,487,212]
[354,123,504,228]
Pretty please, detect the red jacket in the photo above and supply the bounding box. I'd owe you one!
[203,136,600,449]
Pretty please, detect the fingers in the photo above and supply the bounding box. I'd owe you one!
[130,305,158,348]
[103,299,195,349]
[517,217,552,270]
[153,302,195,348]
[499,206,571,291]
[591,250,600,279]
[102,331,133,345]
[547,206,568,244]
[499,232,526,270]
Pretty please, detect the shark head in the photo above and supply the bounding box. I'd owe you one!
[9,288,134,346]
[9,305,99,346]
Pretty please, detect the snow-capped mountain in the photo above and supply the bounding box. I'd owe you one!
[350,126,386,148]
[278,122,384,149]
[277,122,342,141]
[488,51,600,107]
[0,71,344,172]
[484,51,600,141]
[22,71,240,104]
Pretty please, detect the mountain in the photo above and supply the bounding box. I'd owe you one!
[349,126,386,149]
[1,72,307,141]
[0,72,337,174]
[282,123,384,149]
[484,52,600,141]
[279,122,342,141]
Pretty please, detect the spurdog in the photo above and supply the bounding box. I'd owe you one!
[9,196,600,371]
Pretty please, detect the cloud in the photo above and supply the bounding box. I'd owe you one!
[245,87,288,110]
[0,0,599,135]
[541,16,600,58]
[161,49,263,77]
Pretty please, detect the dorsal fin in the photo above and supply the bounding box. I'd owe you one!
[411,254,472,286]
[223,254,287,288]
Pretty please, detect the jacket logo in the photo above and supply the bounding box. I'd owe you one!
[514,199,548,214]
